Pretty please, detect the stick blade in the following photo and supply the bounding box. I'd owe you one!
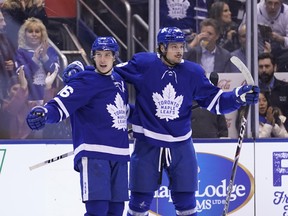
[230,56,255,85]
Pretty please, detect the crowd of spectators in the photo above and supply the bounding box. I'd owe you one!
[0,0,288,139]
[159,0,288,138]
[0,2,71,139]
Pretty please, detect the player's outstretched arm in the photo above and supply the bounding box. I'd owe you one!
[234,85,260,105]
[26,106,48,130]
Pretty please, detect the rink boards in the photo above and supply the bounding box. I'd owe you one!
[0,139,287,216]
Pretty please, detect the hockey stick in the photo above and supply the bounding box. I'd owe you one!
[29,151,73,171]
[29,129,134,171]
[222,56,255,216]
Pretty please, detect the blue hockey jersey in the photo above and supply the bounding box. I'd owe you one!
[115,52,243,147]
[43,67,130,170]
[15,47,60,100]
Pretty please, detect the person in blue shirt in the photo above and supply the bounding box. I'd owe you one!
[26,37,131,216]
[15,17,59,104]
[114,27,260,216]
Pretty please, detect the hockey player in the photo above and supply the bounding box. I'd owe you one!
[114,27,260,216]
[26,37,131,216]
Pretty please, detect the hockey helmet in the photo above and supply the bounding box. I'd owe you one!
[157,27,185,47]
[91,36,119,58]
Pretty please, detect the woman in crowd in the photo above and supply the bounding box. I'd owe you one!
[15,17,59,104]
[1,0,47,48]
[259,91,288,138]
[208,1,239,52]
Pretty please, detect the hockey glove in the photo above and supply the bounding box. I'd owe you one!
[235,85,260,105]
[26,106,48,130]
[62,61,84,84]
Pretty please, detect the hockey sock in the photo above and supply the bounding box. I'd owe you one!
[127,191,154,216]
[84,200,108,216]
[108,202,125,216]
[171,191,197,216]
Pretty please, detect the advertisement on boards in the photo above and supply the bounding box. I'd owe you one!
[0,142,255,216]
[2,140,287,215]
[255,140,288,216]
[149,142,255,216]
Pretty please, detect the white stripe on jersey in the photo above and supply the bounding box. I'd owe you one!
[207,89,223,114]
[81,157,89,201]
[74,143,130,157]
[132,124,192,142]
[54,97,70,118]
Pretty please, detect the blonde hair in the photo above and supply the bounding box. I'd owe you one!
[26,0,44,8]
[1,0,22,9]
[18,17,48,48]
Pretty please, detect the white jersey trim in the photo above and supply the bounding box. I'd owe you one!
[74,143,130,157]
[81,157,89,201]
[132,124,192,142]
[207,89,223,114]
[54,97,70,118]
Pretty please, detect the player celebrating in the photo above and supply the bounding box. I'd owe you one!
[114,27,260,216]
[26,37,131,216]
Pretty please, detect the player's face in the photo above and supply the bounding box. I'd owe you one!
[94,50,115,74]
[165,42,184,64]
[25,26,42,48]
[258,58,275,83]
[259,93,268,115]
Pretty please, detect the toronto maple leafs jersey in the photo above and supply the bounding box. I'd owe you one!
[43,67,130,169]
[114,52,242,147]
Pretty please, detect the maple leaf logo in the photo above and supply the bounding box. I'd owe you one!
[167,0,190,20]
[152,83,183,121]
[106,93,127,131]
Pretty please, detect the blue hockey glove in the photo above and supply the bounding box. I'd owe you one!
[26,106,48,130]
[235,85,260,105]
[62,61,84,84]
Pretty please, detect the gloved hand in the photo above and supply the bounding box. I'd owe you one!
[62,61,84,84]
[26,106,48,130]
[235,85,260,105]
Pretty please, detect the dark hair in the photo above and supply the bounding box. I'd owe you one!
[260,90,271,105]
[258,52,276,66]
[209,1,226,22]
[200,18,221,35]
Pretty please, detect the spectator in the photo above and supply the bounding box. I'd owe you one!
[259,91,288,137]
[0,64,58,139]
[15,17,59,104]
[231,24,271,72]
[208,1,240,52]
[1,0,47,48]
[185,18,233,73]
[258,52,288,130]
[241,0,288,71]
[1,0,26,48]
[160,0,208,42]
[0,9,15,105]
[25,0,47,26]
